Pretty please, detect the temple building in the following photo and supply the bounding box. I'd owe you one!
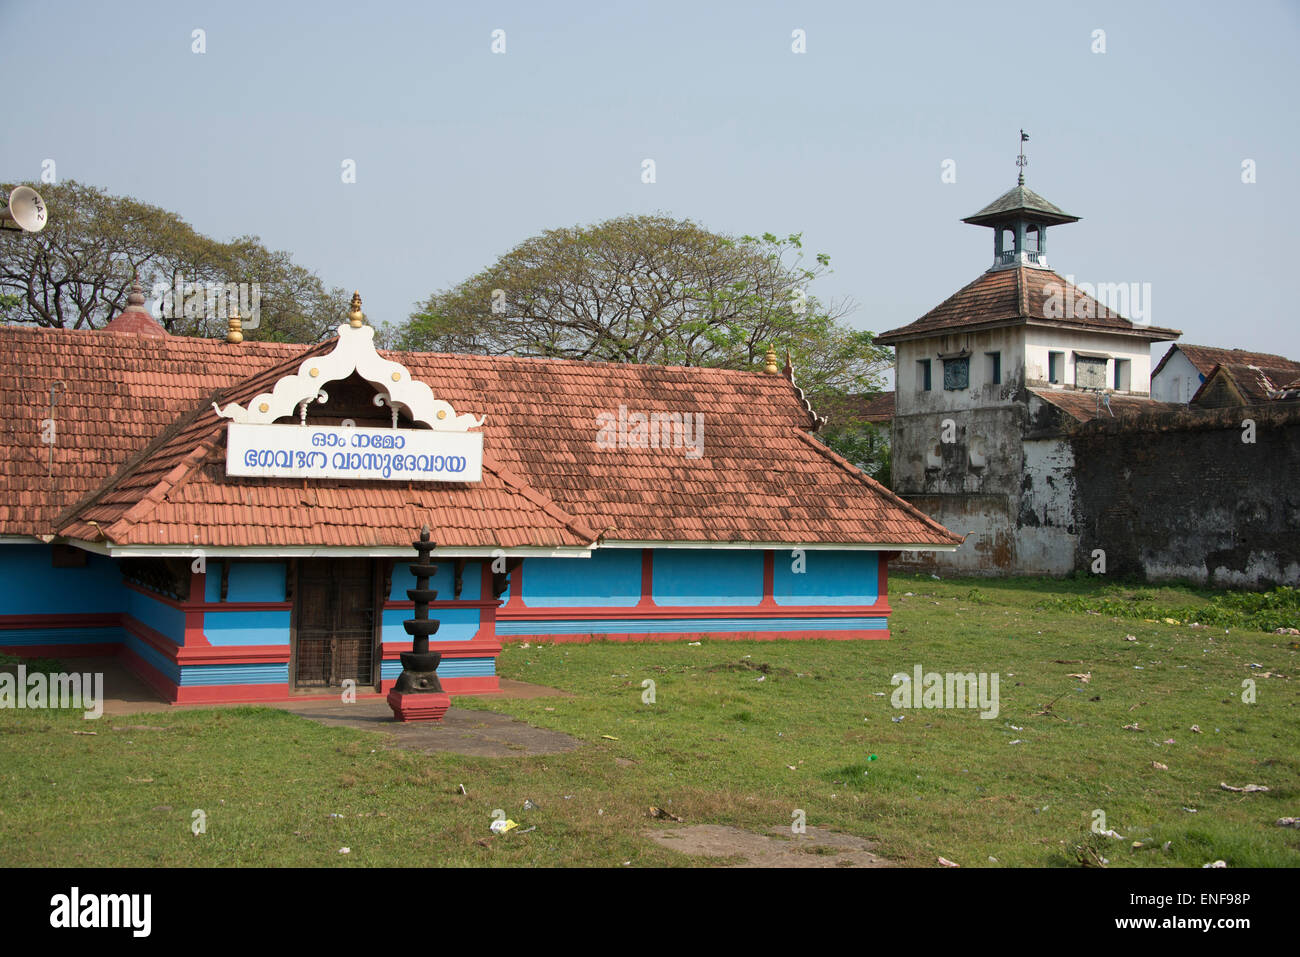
[0,286,960,704]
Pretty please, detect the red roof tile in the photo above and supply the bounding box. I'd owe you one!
[877,266,1181,344]
[1029,387,1184,423]
[1154,344,1300,381]
[3,326,961,551]
[1189,362,1300,406]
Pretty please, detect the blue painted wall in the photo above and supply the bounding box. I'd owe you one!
[0,544,126,616]
[390,560,476,601]
[381,606,479,643]
[521,551,641,607]
[205,561,286,603]
[381,655,495,680]
[125,588,186,644]
[205,609,291,646]
[652,549,763,606]
[773,551,879,605]
[496,616,886,637]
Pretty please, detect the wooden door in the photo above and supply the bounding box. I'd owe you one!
[293,559,377,690]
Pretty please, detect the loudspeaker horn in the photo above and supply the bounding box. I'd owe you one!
[1,186,48,233]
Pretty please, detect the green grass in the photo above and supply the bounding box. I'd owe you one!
[1,572,1297,867]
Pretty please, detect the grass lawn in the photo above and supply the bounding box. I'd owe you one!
[1,573,1297,867]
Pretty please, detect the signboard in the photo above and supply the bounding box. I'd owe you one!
[226,423,483,482]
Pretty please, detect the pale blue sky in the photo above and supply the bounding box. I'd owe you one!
[3,0,1297,362]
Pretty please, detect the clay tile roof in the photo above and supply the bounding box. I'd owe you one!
[3,327,962,551]
[1189,362,1300,406]
[1029,387,1184,423]
[876,266,1182,344]
[1154,343,1300,381]
[0,326,307,537]
[102,279,169,337]
[961,184,1079,227]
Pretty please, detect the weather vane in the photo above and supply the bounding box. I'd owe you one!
[1017,129,1029,185]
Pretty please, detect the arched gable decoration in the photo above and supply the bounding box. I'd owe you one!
[213,321,485,432]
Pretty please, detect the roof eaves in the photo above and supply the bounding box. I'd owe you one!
[791,430,964,546]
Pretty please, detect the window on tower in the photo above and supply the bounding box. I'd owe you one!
[987,351,1002,385]
[943,356,969,391]
[1000,228,1016,255]
[1076,356,1107,390]
[918,359,932,392]
[1048,351,1064,384]
[1113,358,1131,391]
[1025,224,1040,253]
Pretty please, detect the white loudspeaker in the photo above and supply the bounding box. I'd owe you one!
[1,186,47,233]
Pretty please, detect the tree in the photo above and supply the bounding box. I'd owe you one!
[395,214,892,405]
[0,180,347,342]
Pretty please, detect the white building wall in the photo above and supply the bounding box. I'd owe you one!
[1023,327,1154,394]
[893,326,1026,418]
[1150,349,1202,403]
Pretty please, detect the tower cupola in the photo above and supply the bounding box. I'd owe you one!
[962,131,1079,271]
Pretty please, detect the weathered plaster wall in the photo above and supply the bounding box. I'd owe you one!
[894,327,1025,415]
[1070,405,1300,587]
[1017,437,1077,575]
[1023,327,1153,393]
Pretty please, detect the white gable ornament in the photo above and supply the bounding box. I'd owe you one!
[216,292,484,483]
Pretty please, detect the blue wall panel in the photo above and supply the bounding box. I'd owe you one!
[381,606,479,643]
[205,562,286,603]
[390,561,476,601]
[0,544,127,616]
[0,626,124,649]
[380,656,495,680]
[126,589,186,643]
[179,662,289,686]
[521,552,641,607]
[204,609,291,646]
[122,630,181,684]
[497,616,887,636]
[652,550,763,607]
[773,551,879,606]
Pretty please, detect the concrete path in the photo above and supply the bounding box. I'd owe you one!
[50,656,580,756]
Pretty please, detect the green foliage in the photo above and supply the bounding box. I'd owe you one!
[1035,585,1299,632]
[817,416,891,484]
[0,180,347,342]
[395,214,892,400]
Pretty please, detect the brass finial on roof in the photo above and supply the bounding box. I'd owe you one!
[226,301,244,344]
[1016,129,1029,186]
[348,290,366,328]
[763,346,779,375]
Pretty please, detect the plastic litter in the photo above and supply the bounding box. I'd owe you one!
[489,819,518,834]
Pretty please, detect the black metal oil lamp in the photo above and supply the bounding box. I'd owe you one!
[386,524,451,721]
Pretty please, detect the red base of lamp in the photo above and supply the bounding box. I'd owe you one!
[386,690,451,722]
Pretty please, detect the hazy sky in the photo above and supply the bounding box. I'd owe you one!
[3,0,1297,365]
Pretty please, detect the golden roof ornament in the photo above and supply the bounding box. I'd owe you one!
[763,346,779,375]
[348,290,366,328]
[226,302,244,344]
